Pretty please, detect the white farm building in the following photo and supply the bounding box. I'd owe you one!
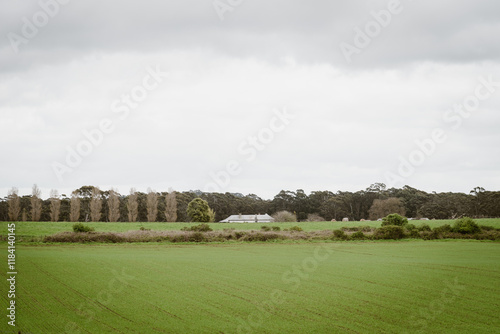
[220,214,274,223]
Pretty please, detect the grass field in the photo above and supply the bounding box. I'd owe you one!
[1,241,499,333]
[3,218,500,239]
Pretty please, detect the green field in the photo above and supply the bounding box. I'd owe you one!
[1,241,499,333]
[4,218,500,239]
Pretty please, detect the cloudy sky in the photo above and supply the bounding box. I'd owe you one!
[1,0,499,199]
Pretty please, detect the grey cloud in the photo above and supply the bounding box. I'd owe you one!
[2,0,499,72]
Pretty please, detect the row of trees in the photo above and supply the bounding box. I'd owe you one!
[1,183,498,222]
[2,185,178,223]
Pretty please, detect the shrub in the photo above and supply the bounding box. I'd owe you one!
[433,224,452,233]
[234,231,246,239]
[188,232,205,242]
[72,223,94,233]
[474,232,498,241]
[479,225,495,231]
[272,226,281,231]
[181,223,213,232]
[409,229,420,238]
[417,224,431,232]
[351,231,365,240]
[193,223,212,232]
[405,224,416,231]
[452,217,480,234]
[139,226,151,231]
[360,226,373,232]
[289,226,303,232]
[45,231,124,243]
[261,226,271,231]
[420,231,439,240]
[306,213,325,222]
[341,226,373,233]
[272,211,297,222]
[333,229,348,240]
[241,232,281,242]
[381,213,408,226]
[374,225,405,240]
[297,212,308,221]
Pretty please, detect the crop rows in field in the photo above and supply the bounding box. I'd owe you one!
[2,241,499,333]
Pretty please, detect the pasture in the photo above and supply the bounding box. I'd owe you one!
[5,218,500,240]
[1,241,499,333]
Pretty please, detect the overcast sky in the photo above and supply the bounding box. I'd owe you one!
[1,0,499,199]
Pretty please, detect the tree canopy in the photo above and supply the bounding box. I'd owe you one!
[1,184,499,222]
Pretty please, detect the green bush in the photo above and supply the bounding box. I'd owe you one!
[420,231,439,240]
[409,229,420,238]
[261,226,271,231]
[181,223,213,232]
[374,225,405,239]
[272,226,281,231]
[417,224,431,232]
[192,223,212,232]
[187,198,212,222]
[479,225,495,231]
[234,231,246,239]
[289,226,303,232]
[381,213,408,226]
[188,232,206,242]
[297,212,308,221]
[433,224,451,233]
[360,226,373,232]
[351,231,365,240]
[72,223,94,233]
[341,226,373,232]
[452,217,480,234]
[405,224,416,231]
[333,229,347,240]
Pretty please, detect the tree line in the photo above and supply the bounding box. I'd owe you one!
[1,183,499,222]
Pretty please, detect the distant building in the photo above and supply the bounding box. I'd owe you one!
[220,214,274,223]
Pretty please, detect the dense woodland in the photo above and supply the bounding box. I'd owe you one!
[1,184,499,222]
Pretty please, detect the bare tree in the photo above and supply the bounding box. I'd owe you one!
[7,187,20,221]
[89,187,102,222]
[108,188,121,222]
[49,189,61,222]
[127,188,138,222]
[70,192,81,222]
[31,184,42,221]
[146,188,158,222]
[164,190,177,222]
[21,209,28,222]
